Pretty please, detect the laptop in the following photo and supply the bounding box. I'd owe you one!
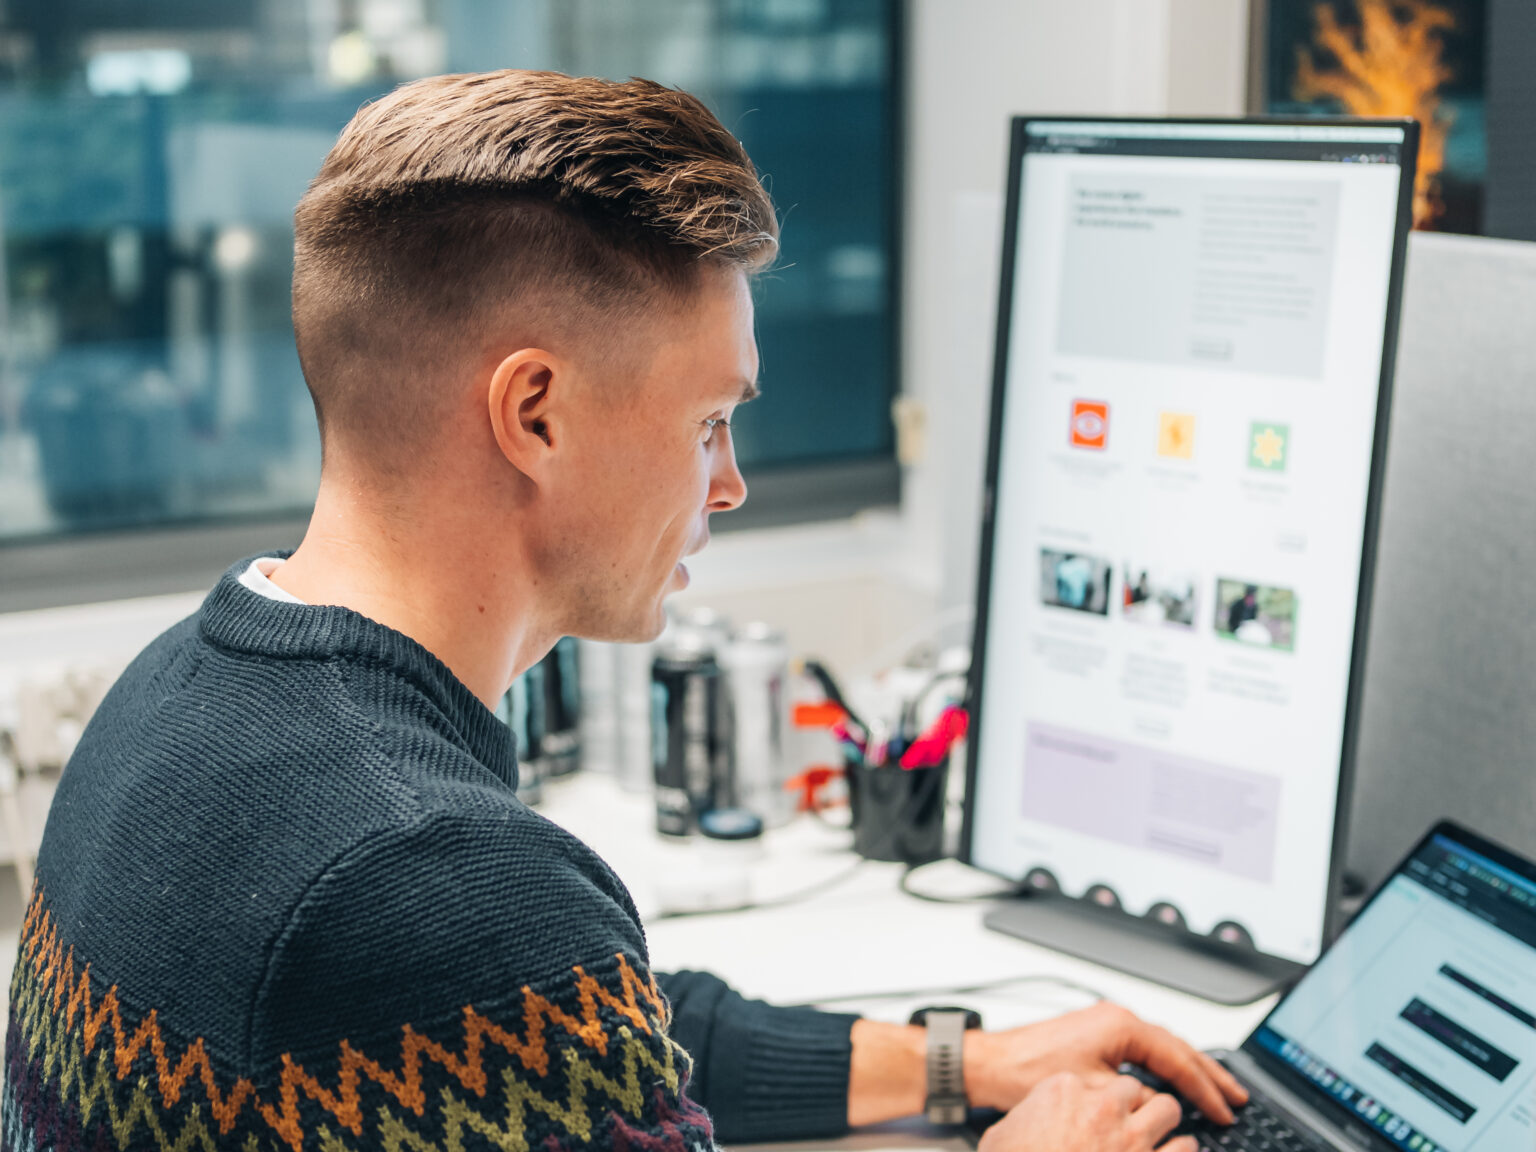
[1136,821,1536,1151]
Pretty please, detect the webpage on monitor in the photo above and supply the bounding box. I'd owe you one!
[969,122,1406,964]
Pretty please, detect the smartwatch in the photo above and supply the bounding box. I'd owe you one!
[907,1006,983,1125]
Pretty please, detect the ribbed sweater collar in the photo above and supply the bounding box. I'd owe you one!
[199,556,517,789]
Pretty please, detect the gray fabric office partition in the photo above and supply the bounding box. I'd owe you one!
[1487,0,1536,242]
[1347,232,1536,891]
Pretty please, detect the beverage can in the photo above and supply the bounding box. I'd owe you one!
[498,671,544,807]
[498,640,581,802]
[651,630,726,836]
[677,606,732,655]
[720,622,792,825]
[577,639,619,775]
[540,637,581,777]
[671,607,736,810]
[616,640,655,793]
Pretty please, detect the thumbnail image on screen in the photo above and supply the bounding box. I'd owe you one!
[1214,579,1296,652]
[1040,548,1112,616]
[1123,564,1198,629]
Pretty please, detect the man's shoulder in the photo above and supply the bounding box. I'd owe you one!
[249,800,649,1063]
[33,594,610,1068]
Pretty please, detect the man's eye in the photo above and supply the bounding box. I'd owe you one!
[703,417,731,439]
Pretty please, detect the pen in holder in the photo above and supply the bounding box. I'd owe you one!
[847,751,947,865]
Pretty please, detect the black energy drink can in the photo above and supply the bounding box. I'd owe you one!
[499,638,582,805]
[499,669,544,807]
[539,636,581,777]
[651,631,727,836]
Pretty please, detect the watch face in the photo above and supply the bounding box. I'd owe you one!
[909,1006,984,1030]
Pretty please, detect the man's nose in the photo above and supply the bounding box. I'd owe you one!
[708,441,747,512]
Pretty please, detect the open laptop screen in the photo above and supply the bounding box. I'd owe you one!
[1249,826,1536,1151]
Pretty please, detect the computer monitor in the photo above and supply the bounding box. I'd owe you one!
[962,117,1418,1003]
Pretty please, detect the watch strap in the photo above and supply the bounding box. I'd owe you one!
[921,1010,970,1125]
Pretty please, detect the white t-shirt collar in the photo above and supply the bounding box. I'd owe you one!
[238,556,307,606]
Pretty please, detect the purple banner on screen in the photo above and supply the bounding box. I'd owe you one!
[1022,722,1280,882]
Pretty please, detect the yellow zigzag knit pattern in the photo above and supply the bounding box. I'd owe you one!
[8,891,701,1152]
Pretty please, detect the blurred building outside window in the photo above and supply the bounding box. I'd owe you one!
[0,0,899,549]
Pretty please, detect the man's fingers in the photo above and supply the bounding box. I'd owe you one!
[1129,1091,1183,1143]
[1106,1073,1149,1111]
[1157,1137,1198,1152]
[1200,1051,1249,1106]
[1128,1026,1236,1124]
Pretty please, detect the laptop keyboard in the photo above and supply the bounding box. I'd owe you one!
[1121,1062,1328,1152]
[1174,1094,1326,1152]
[966,1065,1331,1151]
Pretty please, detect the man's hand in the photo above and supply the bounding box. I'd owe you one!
[977,1072,1192,1152]
[966,1001,1248,1124]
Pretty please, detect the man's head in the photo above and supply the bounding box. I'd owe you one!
[290,70,775,643]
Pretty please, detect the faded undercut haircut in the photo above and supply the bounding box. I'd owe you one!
[291,69,778,462]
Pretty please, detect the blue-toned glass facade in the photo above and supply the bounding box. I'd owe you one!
[0,0,897,541]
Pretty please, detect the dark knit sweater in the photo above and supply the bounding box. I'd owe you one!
[3,560,857,1151]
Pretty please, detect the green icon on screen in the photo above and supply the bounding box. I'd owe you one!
[1248,421,1289,472]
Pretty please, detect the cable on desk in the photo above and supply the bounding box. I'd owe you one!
[786,971,1111,1011]
[650,857,869,921]
[897,859,1020,905]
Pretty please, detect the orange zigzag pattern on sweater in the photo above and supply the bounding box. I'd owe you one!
[17,890,669,1152]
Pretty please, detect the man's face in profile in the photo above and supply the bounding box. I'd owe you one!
[545,266,755,642]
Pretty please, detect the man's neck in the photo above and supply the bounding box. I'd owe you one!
[271,482,551,708]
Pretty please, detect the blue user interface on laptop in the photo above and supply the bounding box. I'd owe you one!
[1248,828,1536,1152]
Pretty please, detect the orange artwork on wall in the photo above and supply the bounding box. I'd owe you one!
[1265,0,1487,236]
[1294,0,1456,227]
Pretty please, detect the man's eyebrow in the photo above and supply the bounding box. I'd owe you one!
[737,378,761,403]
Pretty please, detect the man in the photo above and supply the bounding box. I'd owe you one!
[3,72,1244,1152]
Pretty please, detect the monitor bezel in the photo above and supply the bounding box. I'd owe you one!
[959,114,1421,969]
[1239,818,1536,1152]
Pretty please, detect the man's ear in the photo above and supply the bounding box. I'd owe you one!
[486,348,559,478]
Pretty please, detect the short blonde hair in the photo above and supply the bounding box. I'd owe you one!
[291,70,777,458]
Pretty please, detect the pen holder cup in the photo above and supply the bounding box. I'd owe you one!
[847,757,947,865]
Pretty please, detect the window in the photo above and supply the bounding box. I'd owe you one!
[0,0,900,607]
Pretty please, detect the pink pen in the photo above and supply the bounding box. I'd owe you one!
[899,707,969,769]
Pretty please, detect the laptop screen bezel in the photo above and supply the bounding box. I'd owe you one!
[1238,819,1536,1151]
[959,114,1420,967]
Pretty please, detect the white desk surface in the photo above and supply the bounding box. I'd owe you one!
[535,773,1277,1150]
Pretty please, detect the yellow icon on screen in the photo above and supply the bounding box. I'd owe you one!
[1249,422,1289,472]
[1157,412,1195,460]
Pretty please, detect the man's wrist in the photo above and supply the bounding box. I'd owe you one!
[847,1020,928,1128]
[847,1019,1013,1127]
[962,1028,1001,1112]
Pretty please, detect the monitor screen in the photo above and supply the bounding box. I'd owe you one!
[965,118,1415,964]
[1250,829,1536,1152]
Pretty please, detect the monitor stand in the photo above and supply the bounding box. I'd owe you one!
[983,890,1305,1006]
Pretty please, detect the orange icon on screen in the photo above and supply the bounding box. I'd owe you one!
[1158,412,1195,460]
[1070,400,1109,450]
